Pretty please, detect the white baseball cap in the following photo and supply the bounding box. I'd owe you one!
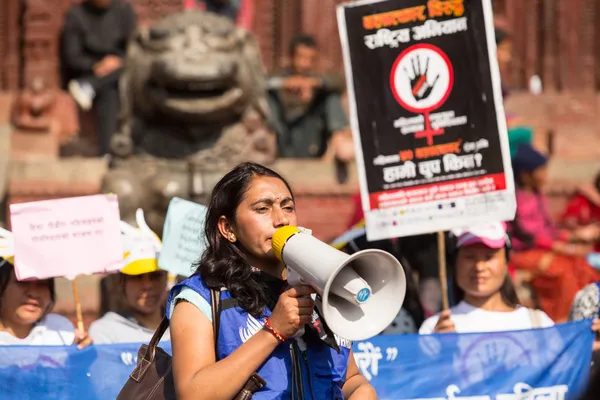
[451,222,508,249]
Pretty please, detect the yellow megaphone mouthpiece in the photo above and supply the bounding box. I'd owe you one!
[271,226,301,262]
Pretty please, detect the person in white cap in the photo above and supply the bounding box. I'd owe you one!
[89,209,169,344]
[0,228,92,347]
[419,222,554,334]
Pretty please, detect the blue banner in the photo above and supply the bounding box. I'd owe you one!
[352,320,594,400]
[0,321,592,399]
[0,342,173,399]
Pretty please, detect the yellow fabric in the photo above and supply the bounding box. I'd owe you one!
[120,257,160,276]
[272,226,301,262]
[119,209,162,275]
[1,256,14,265]
[0,227,15,265]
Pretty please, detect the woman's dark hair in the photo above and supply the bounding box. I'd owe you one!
[594,171,600,193]
[495,27,509,45]
[0,260,56,320]
[447,234,520,308]
[196,162,294,317]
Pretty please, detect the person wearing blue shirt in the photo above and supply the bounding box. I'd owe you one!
[166,162,376,399]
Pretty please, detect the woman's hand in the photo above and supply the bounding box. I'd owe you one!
[73,329,93,350]
[592,318,600,352]
[433,310,456,334]
[268,285,315,340]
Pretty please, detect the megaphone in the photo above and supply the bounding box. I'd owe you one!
[272,226,406,341]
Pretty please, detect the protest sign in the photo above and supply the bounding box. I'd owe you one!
[158,197,208,277]
[337,0,516,241]
[0,321,591,399]
[9,194,123,280]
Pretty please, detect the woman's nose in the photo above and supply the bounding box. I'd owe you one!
[273,209,290,228]
[474,260,487,271]
[139,274,153,287]
[25,282,44,298]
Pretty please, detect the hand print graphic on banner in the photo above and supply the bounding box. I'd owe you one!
[391,44,454,145]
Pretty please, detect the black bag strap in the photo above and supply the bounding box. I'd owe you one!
[210,288,222,360]
[143,316,169,362]
[143,288,223,363]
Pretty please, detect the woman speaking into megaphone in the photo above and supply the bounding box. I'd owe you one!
[167,162,376,399]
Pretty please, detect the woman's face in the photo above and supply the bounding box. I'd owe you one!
[123,271,168,315]
[1,270,52,326]
[455,244,507,299]
[520,166,548,190]
[228,176,297,262]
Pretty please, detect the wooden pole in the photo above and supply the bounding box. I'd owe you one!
[437,231,449,310]
[71,278,85,332]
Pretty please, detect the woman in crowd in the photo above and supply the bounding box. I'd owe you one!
[167,162,375,399]
[419,222,554,334]
[0,228,92,347]
[561,171,600,258]
[508,143,600,322]
[89,209,169,344]
[569,282,600,376]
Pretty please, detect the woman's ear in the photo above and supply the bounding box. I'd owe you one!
[217,216,237,243]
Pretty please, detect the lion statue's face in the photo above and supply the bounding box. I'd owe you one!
[126,11,266,123]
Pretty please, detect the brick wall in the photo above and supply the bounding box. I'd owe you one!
[2,0,600,92]
[497,0,600,92]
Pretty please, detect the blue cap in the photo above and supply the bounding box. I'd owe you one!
[512,143,548,175]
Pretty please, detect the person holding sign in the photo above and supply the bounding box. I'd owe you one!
[167,162,375,399]
[419,222,554,334]
[89,209,169,344]
[0,228,92,348]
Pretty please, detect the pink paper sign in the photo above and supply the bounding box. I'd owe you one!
[10,194,124,281]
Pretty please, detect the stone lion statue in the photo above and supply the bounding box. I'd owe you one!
[102,10,277,233]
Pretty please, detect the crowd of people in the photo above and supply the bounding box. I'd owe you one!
[60,0,351,163]
[340,142,600,337]
[2,0,596,397]
[1,159,599,397]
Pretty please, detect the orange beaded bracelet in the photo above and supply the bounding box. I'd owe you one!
[264,318,285,342]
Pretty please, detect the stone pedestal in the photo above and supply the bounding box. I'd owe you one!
[11,127,61,161]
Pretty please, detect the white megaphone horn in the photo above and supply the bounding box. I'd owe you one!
[272,226,406,341]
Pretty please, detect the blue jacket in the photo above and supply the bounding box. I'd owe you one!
[166,275,351,399]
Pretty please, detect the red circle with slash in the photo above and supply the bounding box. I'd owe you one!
[390,43,454,114]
